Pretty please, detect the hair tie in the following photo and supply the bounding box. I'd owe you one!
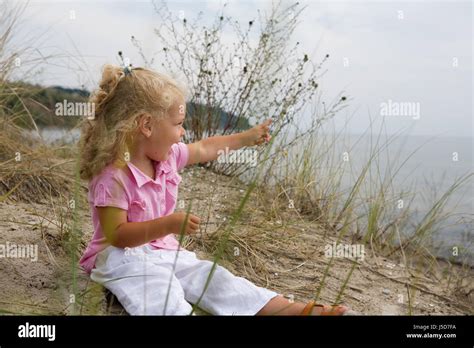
[118,51,133,76]
[123,65,132,76]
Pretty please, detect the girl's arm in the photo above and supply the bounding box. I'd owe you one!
[186,119,272,166]
[97,207,200,248]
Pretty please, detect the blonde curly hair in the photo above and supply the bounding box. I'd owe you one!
[79,65,188,180]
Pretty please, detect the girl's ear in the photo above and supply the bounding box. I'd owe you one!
[138,113,153,138]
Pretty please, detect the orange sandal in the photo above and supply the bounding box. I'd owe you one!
[301,300,349,316]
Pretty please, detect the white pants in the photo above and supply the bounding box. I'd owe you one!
[91,245,278,315]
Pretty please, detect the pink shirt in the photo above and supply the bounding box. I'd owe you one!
[79,142,189,274]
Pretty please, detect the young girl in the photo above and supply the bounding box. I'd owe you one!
[78,64,351,316]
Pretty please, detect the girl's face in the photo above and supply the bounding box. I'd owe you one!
[140,96,186,162]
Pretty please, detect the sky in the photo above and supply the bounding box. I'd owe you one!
[7,0,473,137]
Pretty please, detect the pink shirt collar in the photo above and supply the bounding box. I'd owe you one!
[126,160,173,188]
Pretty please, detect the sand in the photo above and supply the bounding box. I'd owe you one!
[0,166,472,315]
